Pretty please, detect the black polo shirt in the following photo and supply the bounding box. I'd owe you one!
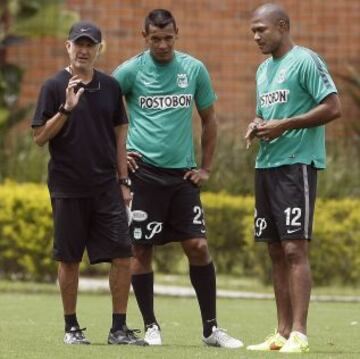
[32,69,127,197]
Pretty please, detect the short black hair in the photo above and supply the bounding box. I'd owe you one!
[253,3,290,30]
[144,9,176,33]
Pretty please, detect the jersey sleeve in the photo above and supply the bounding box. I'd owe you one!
[194,62,217,111]
[255,64,264,118]
[113,84,128,126]
[299,52,337,104]
[112,59,136,95]
[255,84,262,118]
[31,79,57,127]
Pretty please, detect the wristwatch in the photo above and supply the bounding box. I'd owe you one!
[58,104,72,116]
[119,177,132,188]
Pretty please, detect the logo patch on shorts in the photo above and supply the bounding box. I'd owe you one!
[132,210,148,222]
[133,227,143,240]
[255,217,267,237]
[145,222,163,240]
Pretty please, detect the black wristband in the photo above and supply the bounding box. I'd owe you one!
[58,104,72,116]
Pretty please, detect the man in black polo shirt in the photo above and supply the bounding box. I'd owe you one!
[32,21,147,346]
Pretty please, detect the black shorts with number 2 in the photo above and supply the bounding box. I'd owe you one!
[255,164,317,242]
[130,161,206,245]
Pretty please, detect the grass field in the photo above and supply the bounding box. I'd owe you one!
[0,290,359,359]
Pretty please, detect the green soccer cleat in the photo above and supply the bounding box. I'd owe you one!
[279,331,309,353]
[247,331,287,351]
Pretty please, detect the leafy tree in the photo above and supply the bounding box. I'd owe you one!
[336,65,360,140]
[0,0,78,181]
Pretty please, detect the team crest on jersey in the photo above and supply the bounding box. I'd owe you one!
[277,69,287,84]
[177,73,188,88]
[133,227,143,240]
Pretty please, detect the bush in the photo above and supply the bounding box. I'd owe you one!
[0,181,55,281]
[194,125,360,198]
[0,182,359,285]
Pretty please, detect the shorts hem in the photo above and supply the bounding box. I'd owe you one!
[53,256,82,263]
[90,252,132,265]
[254,237,278,243]
[179,234,207,242]
[132,233,207,246]
[280,235,311,241]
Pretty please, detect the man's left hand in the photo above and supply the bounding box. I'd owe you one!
[256,119,288,141]
[183,168,210,186]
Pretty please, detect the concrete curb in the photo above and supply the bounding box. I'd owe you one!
[78,278,360,303]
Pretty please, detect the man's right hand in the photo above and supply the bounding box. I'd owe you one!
[245,117,264,149]
[65,75,85,111]
[127,151,142,172]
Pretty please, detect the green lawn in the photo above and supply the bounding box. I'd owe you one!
[0,291,359,359]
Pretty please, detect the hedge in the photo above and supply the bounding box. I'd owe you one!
[0,182,359,285]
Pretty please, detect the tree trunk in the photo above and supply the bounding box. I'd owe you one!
[0,0,10,66]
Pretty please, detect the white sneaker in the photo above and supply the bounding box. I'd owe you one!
[202,326,244,349]
[144,324,162,345]
[247,331,287,351]
[279,331,309,353]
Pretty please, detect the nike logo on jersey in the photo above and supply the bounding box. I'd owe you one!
[287,227,301,234]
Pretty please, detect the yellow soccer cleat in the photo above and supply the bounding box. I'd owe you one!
[247,331,287,351]
[279,331,310,353]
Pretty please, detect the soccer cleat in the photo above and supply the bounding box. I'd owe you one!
[279,331,309,353]
[247,331,287,351]
[144,324,162,345]
[63,326,90,344]
[202,326,244,349]
[108,325,148,346]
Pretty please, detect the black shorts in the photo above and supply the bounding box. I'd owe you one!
[51,183,132,264]
[254,164,317,242]
[129,161,206,245]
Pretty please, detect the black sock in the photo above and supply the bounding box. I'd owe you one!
[131,272,158,327]
[189,262,217,338]
[111,313,126,332]
[64,313,79,332]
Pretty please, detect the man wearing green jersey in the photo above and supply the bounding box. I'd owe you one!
[246,3,341,354]
[113,9,243,348]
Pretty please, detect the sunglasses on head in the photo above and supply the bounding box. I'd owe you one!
[74,81,101,93]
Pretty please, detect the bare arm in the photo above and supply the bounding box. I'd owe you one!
[33,75,84,146]
[115,124,132,205]
[33,112,70,147]
[256,93,342,141]
[184,104,217,185]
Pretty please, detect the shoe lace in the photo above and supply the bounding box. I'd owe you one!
[292,334,307,348]
[146,325,159,336]
[213,328,235,343]
[125,328,141,340]
[68,327,87,340]
[264,332,278,343]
